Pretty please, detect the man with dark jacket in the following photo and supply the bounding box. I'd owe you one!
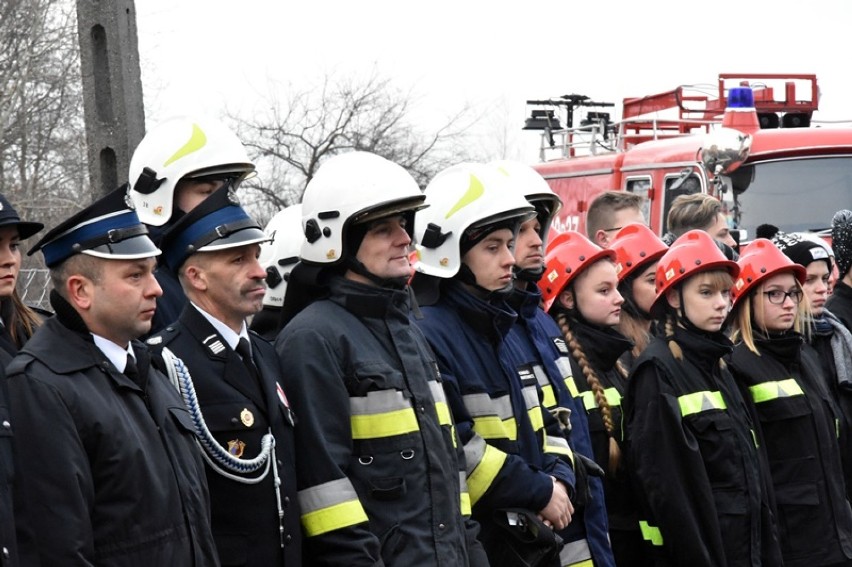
[275,152,487,566]
[8,186,219,566]
[147,186,300,566]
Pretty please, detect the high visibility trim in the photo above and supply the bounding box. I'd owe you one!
[463,392,514,420]
[579,387,622,412]
[464,436,508,505]
[639,520,663,546]
[434,401,452,427]
[751,428,759,448]
[299,478,368,536]
[544,431,574,465]
[528,406,544,433]
[450,424,458,448]
[428,380,451,416]
[350,389,419,438]
[532,365,557,408]
[465,392,517,440]
[351,408,419,439]
[559,537,592,565]
[460,490,472,516]
[749,378,804,404]
[459,472,472,516]
[678,390,726,417]
[564,376,580,398]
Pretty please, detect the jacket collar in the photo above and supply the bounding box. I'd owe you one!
[443,279,517,342]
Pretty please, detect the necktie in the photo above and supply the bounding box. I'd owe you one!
[124,353,142,388]
[236,337,261,382]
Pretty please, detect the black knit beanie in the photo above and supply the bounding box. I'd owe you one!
[756,223,831,269]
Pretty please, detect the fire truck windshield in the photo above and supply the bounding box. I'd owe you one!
[723,156,852,238]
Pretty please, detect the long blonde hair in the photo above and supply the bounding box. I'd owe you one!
[730,279,807,354]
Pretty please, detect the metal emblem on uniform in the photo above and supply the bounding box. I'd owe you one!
[240,408,255,427]
[153,205,164,216]
[227,439,246,458]
[227,187,240,205]
[202,334,226,354]
[326,249,337,260]
[146,336,163,345]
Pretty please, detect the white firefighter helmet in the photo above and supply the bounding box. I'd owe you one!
[414,162,536,279]
[299,151,426,266]
[491,160,562,245]
[128,115,255,226]
[258,204,304,308]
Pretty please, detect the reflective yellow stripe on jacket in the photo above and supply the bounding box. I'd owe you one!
[459,471,472,516]
[560,537,594,566]
[555,357,581,397]
[639,520,663,546]
[678,390,726,417]
[749,378,804,404]
[579,387,622,412]
[463,392,517,441]
[532,364,557,409]
[428,380,457,446]
[299,478,369,536]
[350,389,419,439]
[464,435,508,505]
[521,382,545,433]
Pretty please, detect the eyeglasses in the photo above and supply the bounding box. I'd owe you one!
[763,289,803,305]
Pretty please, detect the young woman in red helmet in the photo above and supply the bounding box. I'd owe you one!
[624,230,782,566]
[608,224,668,367]
[727,239,852,566]
[539,231,651,567]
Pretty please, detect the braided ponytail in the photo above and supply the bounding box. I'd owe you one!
[556,311,622,476]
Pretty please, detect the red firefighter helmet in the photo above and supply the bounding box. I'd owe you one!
[545,229,570,255]
[539,231,615,312]
[731,238,806,307]
[652,229,740,313]
[609,223,668,283]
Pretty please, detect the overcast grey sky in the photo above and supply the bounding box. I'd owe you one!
[135,0,851,162]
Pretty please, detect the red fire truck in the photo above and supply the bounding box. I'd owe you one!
[525,74,852,242]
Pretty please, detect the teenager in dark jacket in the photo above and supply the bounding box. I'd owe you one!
[624,230,782,566]
[414,162,575,566]
[608,224,668,370]
[496,160,616,567]
[727,238,852,566]
[539,231,650,567]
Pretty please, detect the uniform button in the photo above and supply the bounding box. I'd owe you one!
[285,534,292,545]
[438,523,446,530]
[283,496,290,507]
[2,547,9,558]
[2,421,9,429]
[277,459,283,467]
[418,405,426,413]
[230,417,239,426]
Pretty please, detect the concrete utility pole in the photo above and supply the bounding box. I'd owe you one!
[75,0,145,197]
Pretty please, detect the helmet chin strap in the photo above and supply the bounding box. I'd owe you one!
[344,256,409,289]
[513,263,545,283]
[457,263,515,302]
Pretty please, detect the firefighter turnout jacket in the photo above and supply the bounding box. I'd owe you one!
[415,280,575,550]
[505,286,616,567]
[625,324,783,566]
[275,276,486,566]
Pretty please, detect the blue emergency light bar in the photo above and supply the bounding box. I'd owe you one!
[727,87,755,109]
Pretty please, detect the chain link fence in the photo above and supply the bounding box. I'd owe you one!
[19,269,52,312]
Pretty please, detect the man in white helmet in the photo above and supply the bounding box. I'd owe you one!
[495,160,617,567]
[275,151,488,566]
[250,204,303,340]
[128,115,256,333]
[412,163,576,567]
